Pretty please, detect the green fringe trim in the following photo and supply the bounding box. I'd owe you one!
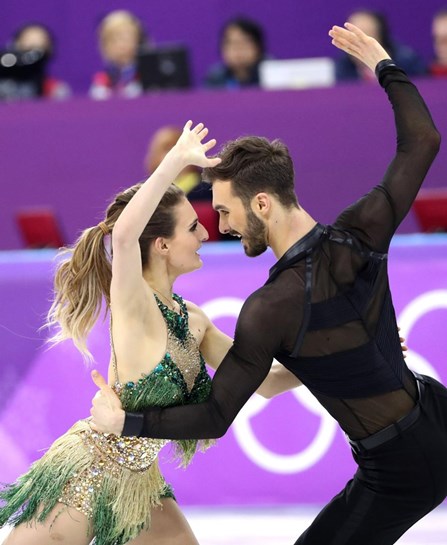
[89,460,165,544]
[0,425,91,528]
[0,421,168,545]
[0,357,215,543]
[120,371,215,468]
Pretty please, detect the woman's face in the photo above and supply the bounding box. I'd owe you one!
[101,20,140,67]
[222,25,260,73]
[165,199,209,275]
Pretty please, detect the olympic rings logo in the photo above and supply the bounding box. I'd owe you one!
[396,290,446,381]
[201,290,446,474]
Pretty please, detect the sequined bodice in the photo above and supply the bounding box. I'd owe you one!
[113,293,212,411]
[86,293,213,472]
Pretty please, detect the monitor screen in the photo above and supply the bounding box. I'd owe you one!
[137,45,191,91]
[0,49,47,99]
[0,49,46,81]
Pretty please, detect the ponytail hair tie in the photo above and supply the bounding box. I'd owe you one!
[98,221,109,236]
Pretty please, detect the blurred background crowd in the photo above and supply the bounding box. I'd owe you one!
[1,1,446,251]
[1,4,447,102]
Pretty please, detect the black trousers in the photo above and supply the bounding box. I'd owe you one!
[295,374,447,545]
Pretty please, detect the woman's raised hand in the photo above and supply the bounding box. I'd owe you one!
[172,120,222,169]
[329,23,391,73]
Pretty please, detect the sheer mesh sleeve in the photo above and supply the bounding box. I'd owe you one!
[131,287,295,440]
[334,66,441,252]
[122,65,441,441]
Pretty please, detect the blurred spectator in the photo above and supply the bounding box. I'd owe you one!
[204,17,266,89]
[335,10,426,82]
[144,126,222,240]
[0,23,71,101]
[144,126,211,201]
[430,8,447,77]
[90,10,148,99]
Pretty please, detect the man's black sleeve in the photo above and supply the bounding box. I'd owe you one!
[123,290,285,439]
[334,63,441,253]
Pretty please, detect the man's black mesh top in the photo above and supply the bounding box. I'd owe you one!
[123,64,441,441]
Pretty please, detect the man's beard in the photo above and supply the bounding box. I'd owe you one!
[242,208,268,257]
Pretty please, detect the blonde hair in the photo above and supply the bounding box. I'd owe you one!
[98,10,146,50]
[46,183,185,361]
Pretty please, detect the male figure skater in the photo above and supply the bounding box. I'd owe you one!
[90,24,446,544]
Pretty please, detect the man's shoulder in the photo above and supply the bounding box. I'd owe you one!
[241,272,305,316]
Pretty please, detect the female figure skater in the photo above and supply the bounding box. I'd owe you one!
[0,122,301,544]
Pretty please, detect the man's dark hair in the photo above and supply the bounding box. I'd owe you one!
[203,136,298,208]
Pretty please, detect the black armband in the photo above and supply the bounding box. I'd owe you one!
[375,59,409,88]
[375,59,397,79]
[122,411,144,436]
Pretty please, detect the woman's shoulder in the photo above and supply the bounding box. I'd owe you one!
[183,298,208,321]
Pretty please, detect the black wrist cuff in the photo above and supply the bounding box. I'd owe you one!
[122,412,144,436]
[375,59,397,80]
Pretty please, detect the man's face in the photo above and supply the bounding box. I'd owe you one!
[212,180,268,257]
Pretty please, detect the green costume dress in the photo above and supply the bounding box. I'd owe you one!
[0,294,214,544]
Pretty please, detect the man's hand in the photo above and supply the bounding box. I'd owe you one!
[90,370,125,435]
[329,23,391,73]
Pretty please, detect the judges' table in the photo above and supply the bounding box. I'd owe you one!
[0,235,446,505]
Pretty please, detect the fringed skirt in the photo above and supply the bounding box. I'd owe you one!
[0,419,173,545]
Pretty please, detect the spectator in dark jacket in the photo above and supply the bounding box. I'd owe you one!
[204,17,267,89]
